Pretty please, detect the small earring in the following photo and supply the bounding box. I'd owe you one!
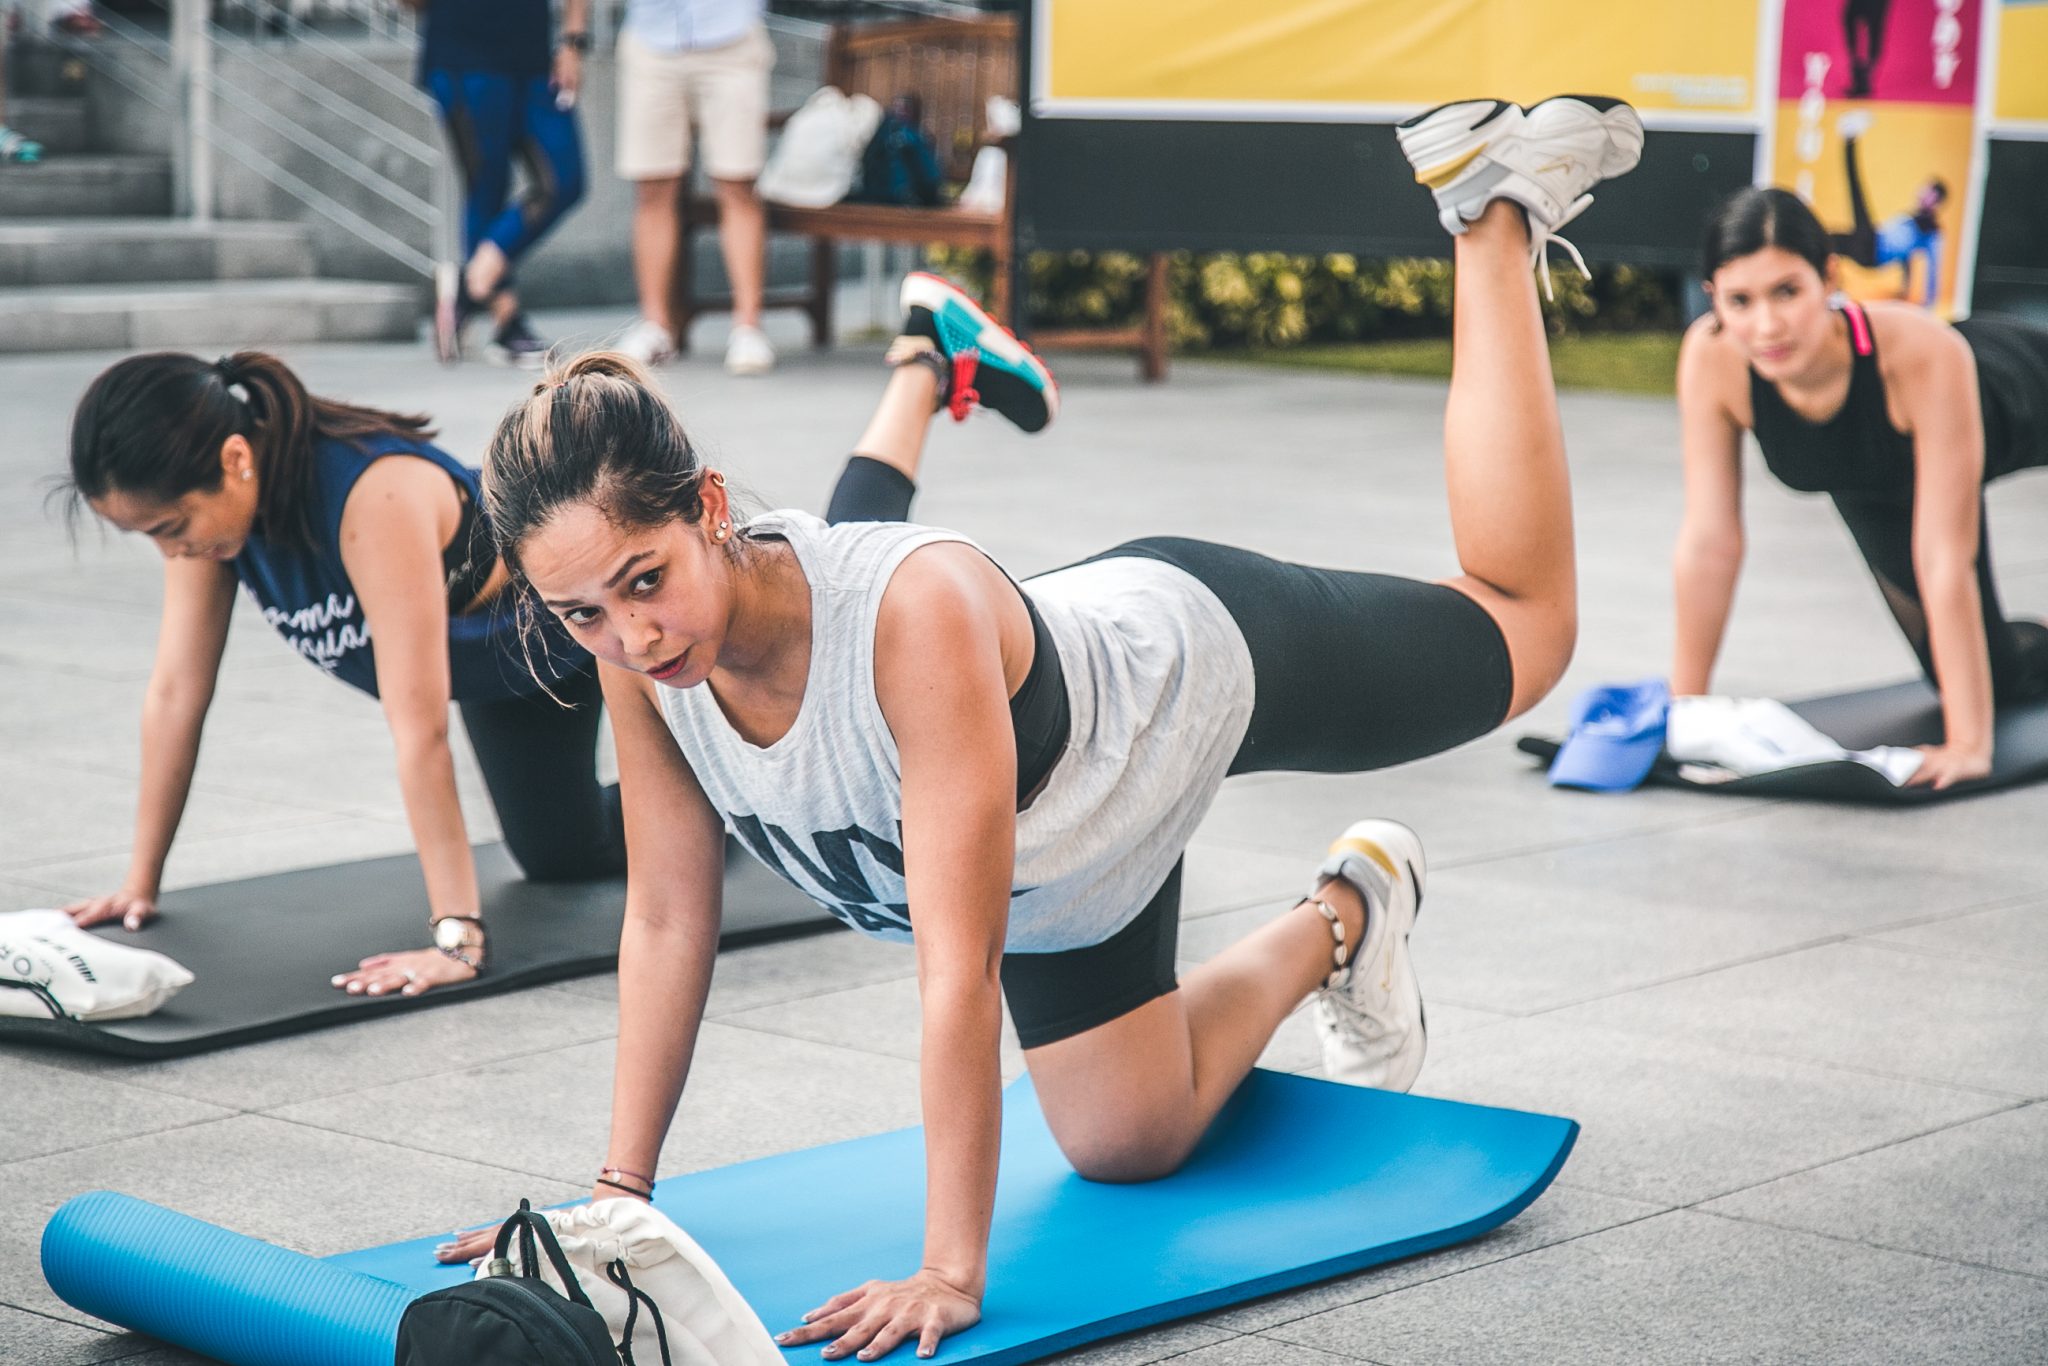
[241,469,252,481]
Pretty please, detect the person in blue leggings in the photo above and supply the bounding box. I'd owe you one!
[410,0,590,367]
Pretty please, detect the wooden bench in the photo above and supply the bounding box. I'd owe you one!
[670,15,1169,381]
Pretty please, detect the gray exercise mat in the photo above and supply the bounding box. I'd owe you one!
[0,841,833,1058]
[1518,680,2048,803]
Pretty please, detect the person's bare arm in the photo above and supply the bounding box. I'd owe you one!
[553,0,590,99]
[65,557,235,930]
[335,457,480,994]
[1671,320,1748,696]
[780,546,1018,1362]
[1895,324,1994,787]
[439,661,726,1264]
[598,662,727,1198]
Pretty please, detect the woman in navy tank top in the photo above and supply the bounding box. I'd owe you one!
[57,351,625,995]
[1673,187,2048,790]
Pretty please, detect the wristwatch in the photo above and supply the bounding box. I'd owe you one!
[558,31,591,53]
[431,915,487,973]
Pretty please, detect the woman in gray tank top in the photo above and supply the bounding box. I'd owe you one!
[445,96,1642,1362]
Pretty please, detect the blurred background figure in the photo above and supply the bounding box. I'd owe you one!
[612,0,777,376]
[411,0,591,367]
[1832,111,1945,309]
[0,6,42,162]
[1841,0,1893,99]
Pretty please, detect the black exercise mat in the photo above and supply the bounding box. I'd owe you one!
[0,841,833,1058]
[1518,680,2048,804]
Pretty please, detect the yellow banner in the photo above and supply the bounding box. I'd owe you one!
[1996,1,2048,123]
[1039,0,1761,119]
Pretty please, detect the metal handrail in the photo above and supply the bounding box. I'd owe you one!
[74,5,444,279]
[219,0,428,119]
[195,68,439,223]
[212,33,441,166]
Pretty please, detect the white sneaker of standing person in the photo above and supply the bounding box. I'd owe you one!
[1309,819,1429,1092]
[724,322,777,376]
[1395,95,1645,297]
[616,317,677,367]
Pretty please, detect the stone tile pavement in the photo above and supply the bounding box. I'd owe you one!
[2,308,2044,1363]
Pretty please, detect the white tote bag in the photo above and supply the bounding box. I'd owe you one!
[0,909,195,1022]
[484,1198,783,1366]
[757,86,883,209]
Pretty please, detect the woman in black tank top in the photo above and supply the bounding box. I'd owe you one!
[1674,187,2048,790]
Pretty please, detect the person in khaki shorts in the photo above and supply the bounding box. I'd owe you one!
[614,0,776,375]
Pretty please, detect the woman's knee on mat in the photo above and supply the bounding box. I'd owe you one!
[1047,1115,1201,1185]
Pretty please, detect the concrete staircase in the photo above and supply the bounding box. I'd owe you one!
[0,42,419,353]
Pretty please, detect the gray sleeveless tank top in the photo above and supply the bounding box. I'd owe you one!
[656,511,1256,952]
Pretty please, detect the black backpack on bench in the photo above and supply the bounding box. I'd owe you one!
[394,1199,621,1366]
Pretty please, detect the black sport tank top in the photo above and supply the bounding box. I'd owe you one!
[1749,301,1914,498]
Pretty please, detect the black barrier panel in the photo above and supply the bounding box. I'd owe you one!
[1976,139,2048,294]
[1016,117,1757,269]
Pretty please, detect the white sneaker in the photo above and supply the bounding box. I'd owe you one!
[1396,94,1644,295]
[1309,819,1428,1092]
[616,317,677,367]
[724,323,776,377]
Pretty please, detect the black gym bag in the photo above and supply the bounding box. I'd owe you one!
[394,1199,621,1366]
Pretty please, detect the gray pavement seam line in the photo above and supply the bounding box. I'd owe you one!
[1204,1212,1671,1343]
[0,1108,241,1169]
[1192,794,1786,878]
[1673,1098,2041,1215]
[1467,1008,2039,1103]
[1838,889,2048,939]
[702,972,922,1022]
[1241,1337,1386,1366]
[231,1028,627,1114]
[1847,935,2048,978]
[1691,1201,2048,1285]
[255,1108,596,1196]
[0,809,389,877]
[713,1011,925,1066]
[1502,887,2048,1021]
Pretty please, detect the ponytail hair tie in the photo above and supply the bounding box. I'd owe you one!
[213,355,240,384]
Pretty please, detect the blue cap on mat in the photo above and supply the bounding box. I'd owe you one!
[1548,679,1670,792]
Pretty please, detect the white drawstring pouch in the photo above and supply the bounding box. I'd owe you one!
[758,86,883,209]
[483,1198,783,1366]
[0,909,196,1021]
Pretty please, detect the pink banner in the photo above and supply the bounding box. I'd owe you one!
[1777,0,1982,105]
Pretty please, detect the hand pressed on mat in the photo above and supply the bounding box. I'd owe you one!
[63,888,159,933]
[433,1183,645,1265]
[1906,742,1993,789]
[778,1269,982,1362]
[331,946,475,998]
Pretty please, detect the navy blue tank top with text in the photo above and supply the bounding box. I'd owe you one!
[231,434,584,702]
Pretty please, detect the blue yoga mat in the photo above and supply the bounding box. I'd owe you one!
[44,1071,1576,1366]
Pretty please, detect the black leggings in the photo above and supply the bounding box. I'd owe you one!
[822,456,1517,1048]
[1001,538,1512,1047]
[1832,135,1880,268]
[1832,492,2048,706]
[458,662,627,880]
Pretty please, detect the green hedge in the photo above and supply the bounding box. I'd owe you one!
[927,247,1682,349]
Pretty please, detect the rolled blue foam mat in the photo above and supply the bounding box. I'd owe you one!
[47,1071,1577,1365]
[41,1191,415,1366]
